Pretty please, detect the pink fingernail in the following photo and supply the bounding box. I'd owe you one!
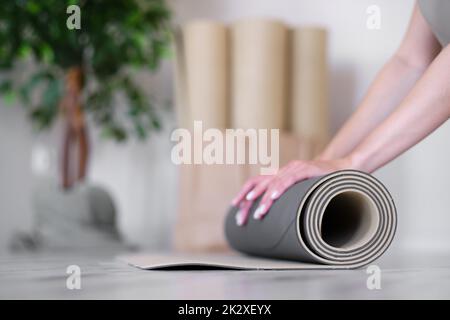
[235,211,245,226]
[270,191,279,199]
[246,191,255,201]
[253,205,266,219]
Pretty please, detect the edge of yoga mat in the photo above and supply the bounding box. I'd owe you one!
[120,253,344,270]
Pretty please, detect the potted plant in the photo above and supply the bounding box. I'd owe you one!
[0,0,172,250]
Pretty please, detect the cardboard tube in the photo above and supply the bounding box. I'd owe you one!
[182,21,229,129]
[173,27,190,129]
[291,27,329,157]
[231,19,288,130]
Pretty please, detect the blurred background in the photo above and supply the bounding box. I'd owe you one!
[1,0,449,256]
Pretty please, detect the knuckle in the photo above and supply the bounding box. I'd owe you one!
[272,180,283,192]
[253,181,266,191]
[272,175,283,185]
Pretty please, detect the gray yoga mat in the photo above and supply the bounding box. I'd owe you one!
[224,170,397,268]
[125,170,397,270]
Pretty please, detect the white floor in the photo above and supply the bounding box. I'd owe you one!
[1,249,449,299]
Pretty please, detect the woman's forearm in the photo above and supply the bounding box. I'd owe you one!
[318,54,426,161]
[348,44,450,173]
[318,4,441,162]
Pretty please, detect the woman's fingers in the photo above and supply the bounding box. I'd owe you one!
[234,176,272,225]
[246,162,294,202]
[253,193,273,219]
[231,177,259,206]
[244,176,273,201]
[231,174,274,206]
[234,159,348,224]
[235,199,253,226]
[253,165,310,220]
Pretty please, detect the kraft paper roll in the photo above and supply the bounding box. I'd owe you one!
[231,19,288,130]
[290,27,329,157]
[174,163,242,252]
[182,21,229,129]
[173,27,190,129]
[124,170,396,270]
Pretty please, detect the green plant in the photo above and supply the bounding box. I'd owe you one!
[0,0,172,188]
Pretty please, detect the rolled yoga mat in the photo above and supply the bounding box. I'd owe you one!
[182,20,229,129]
[231,19,288,130]
[290,27,329,158]
[124,170,396,270]
[225,170,397,269]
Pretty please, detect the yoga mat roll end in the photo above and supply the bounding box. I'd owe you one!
[225,170,397,269]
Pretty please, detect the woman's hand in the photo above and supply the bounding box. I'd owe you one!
[231,158,354,226]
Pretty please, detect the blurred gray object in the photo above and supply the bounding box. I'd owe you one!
[418,0,450,46]
[10,178,128,252]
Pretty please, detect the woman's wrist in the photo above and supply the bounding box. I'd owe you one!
[315,149,334,162]
[316,143,349,162]
[343,151,367,172]
[315,145,368,172]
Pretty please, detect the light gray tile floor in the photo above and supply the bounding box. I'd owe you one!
[1,248,449,299]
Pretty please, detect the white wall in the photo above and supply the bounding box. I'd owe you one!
[1,0,449,252]
[0,106,34,254]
